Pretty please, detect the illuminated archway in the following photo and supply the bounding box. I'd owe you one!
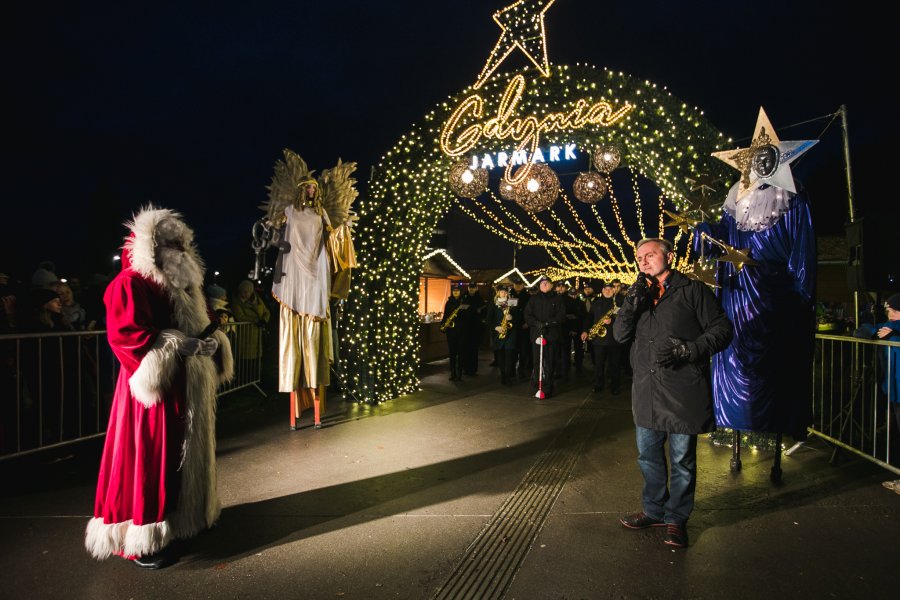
[340,64,733,404]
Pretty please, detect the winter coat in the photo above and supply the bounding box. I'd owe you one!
[854,320,900,402]
[230,293,271,360]
[524,291,567,343]
[440,296,466,340]
[613,270,732,434]
[563,294,586,336]
[487,302,521,350]
[85,208,234,561]
[585,296,621,348]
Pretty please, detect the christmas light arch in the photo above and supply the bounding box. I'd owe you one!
[340,63,733,404]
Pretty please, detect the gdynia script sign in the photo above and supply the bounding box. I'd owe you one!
[440,74,635,183]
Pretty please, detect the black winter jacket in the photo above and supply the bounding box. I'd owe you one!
[613,270,732,434]
[524,291,567,343]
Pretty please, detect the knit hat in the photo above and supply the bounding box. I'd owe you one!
[31,268,59,289]
[237,280,255,294]
[206,284,227,299]
[886,293,900,312]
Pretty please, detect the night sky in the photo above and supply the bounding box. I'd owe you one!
[5,1,889,288]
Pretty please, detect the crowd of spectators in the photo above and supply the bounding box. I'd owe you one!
[1,261,106,335]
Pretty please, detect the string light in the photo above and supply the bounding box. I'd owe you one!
[474,0,557,89]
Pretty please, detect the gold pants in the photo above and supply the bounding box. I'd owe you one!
[278,306,332,393]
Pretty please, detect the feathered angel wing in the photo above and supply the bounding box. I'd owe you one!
[260,149,314,222]
[318,159,359,230]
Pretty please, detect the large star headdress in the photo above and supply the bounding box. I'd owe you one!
[473,0,556,89]
[711,107,817,200]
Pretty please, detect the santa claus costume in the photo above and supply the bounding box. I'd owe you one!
[84,207,233,567]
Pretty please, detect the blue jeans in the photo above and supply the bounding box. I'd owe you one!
[635,426,698,525]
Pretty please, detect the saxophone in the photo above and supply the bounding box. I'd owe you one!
[497,305,513,339]
[587,305,618,340]
[440,305,463,331]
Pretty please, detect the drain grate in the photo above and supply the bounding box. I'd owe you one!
[433,396,604,599]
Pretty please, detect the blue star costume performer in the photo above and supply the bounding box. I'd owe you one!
[697,108,818,438]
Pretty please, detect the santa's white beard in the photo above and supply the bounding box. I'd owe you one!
[157,247,203,291]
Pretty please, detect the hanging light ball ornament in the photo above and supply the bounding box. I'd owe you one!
[572,171,608,204]
[448,159,487,199]
[498,178,517,201]
[592,144,622,174]
[512,163,559,213]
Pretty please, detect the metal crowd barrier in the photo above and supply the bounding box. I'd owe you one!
[217,321,267,398]
[810,333,899,475]
[0,321,266,460]
[0,330,114,459]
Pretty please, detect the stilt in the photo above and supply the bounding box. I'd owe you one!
[730,429,742,472]
[289,391,299,431]
[770,432,784,484]
[314,384,326,429]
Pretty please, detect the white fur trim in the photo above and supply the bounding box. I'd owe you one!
[169,356,222,537]
[212,329,234,384]
[85,517,172,559]
[124,206,204,289]
[128,329,182,408]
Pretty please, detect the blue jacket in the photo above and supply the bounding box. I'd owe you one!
[855,320,900,402]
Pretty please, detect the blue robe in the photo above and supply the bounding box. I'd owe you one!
[696,192,816,437]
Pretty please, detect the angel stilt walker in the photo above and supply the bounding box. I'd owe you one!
[262,149,358,430]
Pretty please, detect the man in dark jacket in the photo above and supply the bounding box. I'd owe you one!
[524,276,566,398]
[613,238,732,549]
[581,280,622,394]
[460,282,486,376]
[510,278,532,378]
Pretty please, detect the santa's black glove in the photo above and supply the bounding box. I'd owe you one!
[656,336,693,367]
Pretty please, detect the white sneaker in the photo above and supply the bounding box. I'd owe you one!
[882,479,900,493]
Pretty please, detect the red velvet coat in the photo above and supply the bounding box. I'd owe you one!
[85,208,233,560]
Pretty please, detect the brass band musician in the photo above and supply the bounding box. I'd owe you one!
[581,280,623,394]
[487,286,522,385]
[441,283,469,381]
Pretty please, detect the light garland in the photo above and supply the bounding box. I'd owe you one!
[474,0,556,89]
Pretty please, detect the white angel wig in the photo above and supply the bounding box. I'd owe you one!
[85,205,233,559]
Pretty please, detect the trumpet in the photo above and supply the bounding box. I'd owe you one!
[587,305,618,340]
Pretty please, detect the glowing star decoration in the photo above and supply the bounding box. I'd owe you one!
[683,191,720,221]
[716,242,759,273]
[711,107,817,200]
[474,0,557,90]
[685,174,721,197]
[685,259,720,288]
[662,209,700,233]
[682,175,723,220]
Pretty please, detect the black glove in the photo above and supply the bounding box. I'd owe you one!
[656,336,692,367]
[625,273,650,305]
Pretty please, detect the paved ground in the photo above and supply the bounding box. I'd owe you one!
[2,354,899,600]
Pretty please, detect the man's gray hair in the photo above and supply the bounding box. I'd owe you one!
[636,237,674,254]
